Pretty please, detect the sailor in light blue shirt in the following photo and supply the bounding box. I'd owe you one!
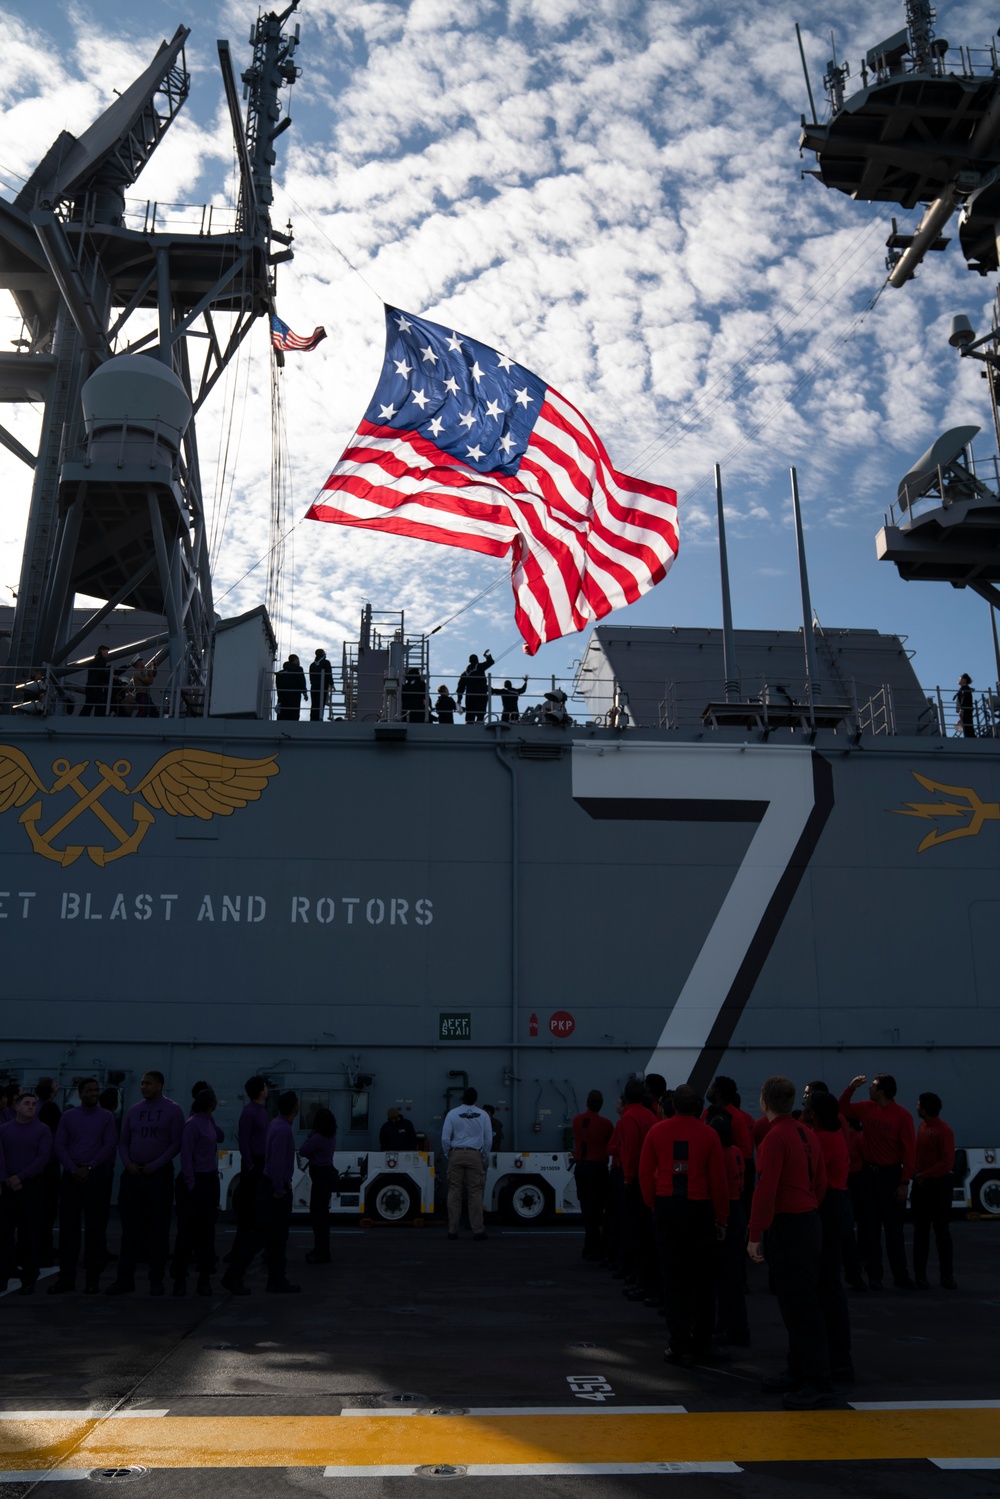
[441,1087,492,1241]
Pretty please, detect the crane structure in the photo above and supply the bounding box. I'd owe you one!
[0,3,301,714]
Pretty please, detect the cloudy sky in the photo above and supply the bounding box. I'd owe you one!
[1,0,999,711]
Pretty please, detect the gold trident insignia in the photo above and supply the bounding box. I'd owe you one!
[894,772,1000,852]
[0,745,279,867]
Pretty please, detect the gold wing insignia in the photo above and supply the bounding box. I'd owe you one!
[132,749,279,821]
[0,745,49,813]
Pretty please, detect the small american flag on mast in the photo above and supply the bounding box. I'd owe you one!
[306,306,678,654]
[271,314,327,352]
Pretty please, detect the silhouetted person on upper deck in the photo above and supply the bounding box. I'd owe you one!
[401,667,429,723]
[309,649,333,721]
[276,656,307,720]
[80,645,112,717]
[457,651,494,723]
[492,676,527,722]
[434,685,456,724]
[955,673,975,737]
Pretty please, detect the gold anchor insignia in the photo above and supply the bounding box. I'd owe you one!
[894,772,1000,853]
[0,746,279,867]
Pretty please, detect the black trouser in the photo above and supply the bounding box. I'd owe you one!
[38,1160,60,1264]
[229,1177,293,1283]
[843,1174,866,1283]
[654,1196,715,1354]
[715,1199,748,1337]
[309,1165,336,1258]
[574,1161,609,1258]
[740,1159,755,1222]
[171,1172,219,1280]
[0,1178,42,1286]
[58,1167,112,1284]
[603,1165,623,1264]
[117,1166,175,1285]
[911,1176,953,1281]
[763,1210,831,1390]
[230,1158,264,1261]
[856,1162,907,1285]
[818,1189,853,1374]
[623,1178,658,1290]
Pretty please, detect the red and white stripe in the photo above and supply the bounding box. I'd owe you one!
[307,388,678,655]
[273,325,327,352]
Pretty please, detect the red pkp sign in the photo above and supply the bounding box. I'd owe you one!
[549,1010,575,1038]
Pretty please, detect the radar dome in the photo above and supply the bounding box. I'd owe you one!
[81,354,192,438]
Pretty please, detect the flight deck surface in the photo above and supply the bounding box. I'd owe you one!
[1,1219,998,1497]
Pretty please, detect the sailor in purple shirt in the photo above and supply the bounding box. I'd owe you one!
[300,1106,338,1264]
[222,1090,301,1296]
[230,1076,269,1262]
[48,1078,117,1294]
[171,1088,223,1297]
[107,1071,184,1297]
[0,1092,53,1293]
[35,1077,62,1268]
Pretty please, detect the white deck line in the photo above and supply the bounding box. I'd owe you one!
[930,1458,1000,1470]
[338,1405,687,1417]
[0,1412,168,1421]
[850,1401,1000,1411]
[0,1473,92,1483]
[323,1462,741,1476]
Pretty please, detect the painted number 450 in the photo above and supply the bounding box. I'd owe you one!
[567,1374,615,1402]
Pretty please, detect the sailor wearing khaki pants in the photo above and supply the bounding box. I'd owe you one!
[441,1087,492,1240]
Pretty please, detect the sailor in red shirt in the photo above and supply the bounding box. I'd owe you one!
[639,1085,728,1366]
[839,1073,916,1290]
[801,1090,853,1383]
[911,1092,957,1289]
[572,1090,613,1262]
[705,1108,748,1346]
[748,1075,834,1408]
[617,1079,658,1297]
[703,1076,754,1159]
[734,1093,757,1217]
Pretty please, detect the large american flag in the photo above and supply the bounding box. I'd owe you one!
[306,307,678,654]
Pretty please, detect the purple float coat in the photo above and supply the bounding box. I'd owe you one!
[264,1115,296,1189]
[180,1113,220,1190]
[238,1101,269,1170]
[54,1104,117,1171]
[300,1132,336,1169]
[119,1098,184,1172]
[0,1118,51,1180]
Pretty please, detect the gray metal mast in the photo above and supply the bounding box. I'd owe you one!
[0,4,301,712]
[790,467,820,711]
[714,465,739,702]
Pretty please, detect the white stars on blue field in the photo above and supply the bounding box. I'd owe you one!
[364,307,547,476]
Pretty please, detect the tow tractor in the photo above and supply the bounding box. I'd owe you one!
[217,1148,581,1223]
[484,1151,579,1222]
[217,1149,436,1223]
[951,1148,1000,1216]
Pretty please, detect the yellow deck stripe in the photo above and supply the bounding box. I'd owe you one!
[0,1410,997,1470]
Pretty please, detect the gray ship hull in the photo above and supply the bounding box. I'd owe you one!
[1,715,996,1148]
